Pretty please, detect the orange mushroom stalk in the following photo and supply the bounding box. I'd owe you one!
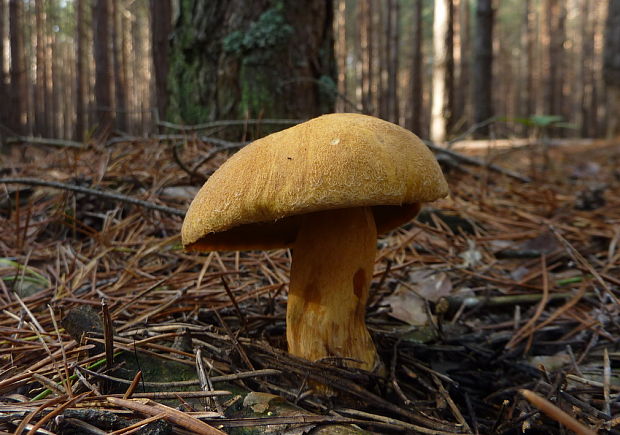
[182,113,448,376]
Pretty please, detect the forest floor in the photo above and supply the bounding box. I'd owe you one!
[0,130,619,434]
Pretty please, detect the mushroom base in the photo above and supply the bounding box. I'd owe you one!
[287,207,378,374]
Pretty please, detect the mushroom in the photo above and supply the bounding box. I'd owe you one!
[182,113,448,374]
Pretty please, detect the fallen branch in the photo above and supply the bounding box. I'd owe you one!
[425,140,531,183]
[6,136,85,149]
[0,177,185,217]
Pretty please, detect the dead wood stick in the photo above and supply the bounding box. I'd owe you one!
[6,136,85,149]
[424,140,532,183]
[0,177,185,217]
[107,397,226,435]
[519,389,596,435]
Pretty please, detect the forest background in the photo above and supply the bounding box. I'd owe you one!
[1,0,619,144]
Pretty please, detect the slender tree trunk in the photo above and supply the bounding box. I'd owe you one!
[112,0,127,131]
[544,0,566,123]
[34,0,47,135]
[93,0,113,130]
[359,0,373,114]
[50,1,61,138]
[521,0,535,125]
[457,0,471,131]
[9,0,27,134]
[473,0,493,137]
[0,0,5,134]
[335,0,346,113]
[604,0,620,136]
[150,0,171,121]
[386,0,399,123]
[75,0,86,140]
[431,0,453,143]
[408,0,424,135]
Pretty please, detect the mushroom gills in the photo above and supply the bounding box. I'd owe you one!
[287,206,378,371]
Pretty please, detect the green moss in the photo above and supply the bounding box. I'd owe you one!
[222,4,294,117]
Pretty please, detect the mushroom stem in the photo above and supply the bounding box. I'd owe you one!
[287,206,378,371]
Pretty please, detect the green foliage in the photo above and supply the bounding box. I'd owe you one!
[222,6,293,64]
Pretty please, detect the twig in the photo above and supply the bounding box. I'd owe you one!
[156,118,302,131]
[519,389,596,435]
[6,136,85,149]
[107,397,226,435]
[0,177,185,217]
[424,140,531,183]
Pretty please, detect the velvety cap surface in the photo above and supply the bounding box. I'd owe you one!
[182,113,448,251]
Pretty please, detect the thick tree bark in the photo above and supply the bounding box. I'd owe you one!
[473,0,493,137]
[150,0,171,121]
[9,0,28,135]
[430,0,453,143]
[604,0,620,136]
[408,0,424,135]
[93,0,113,130]
[168,0,335,126]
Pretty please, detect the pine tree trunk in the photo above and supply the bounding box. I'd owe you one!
[168,0,335,125]
[75,0,86,140]
[604,0,620,136]
[358,0,373,114]
[9,0,28,135]
[408,0,424,135]
[34,0,47,136]
[0,0,5,137]
[473,0,493,137]
[430,0,453,143]
[334,0,346,113]
[521,0,534,124]
[93,0,113,130]
[150,0,171,121]
[112,0,127,131]
[386,0,399,123]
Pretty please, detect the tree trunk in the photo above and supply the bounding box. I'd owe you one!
[168,0,335,126]
[0,0,5,138]
[544,0,566,122]
[430,0,453,143]
[75,0,86,140]
[150,0,171,121]
[34,0,47,136]
[408,0,424,135]
[9,0,28,135]
[93,0,113,131]
[604,0,620,136]
[334,0,346,113]
[112,0,128,131]
[386,0,399,123]
[473,0,493,137]
[521,0,534,125]
[358,0,373,114]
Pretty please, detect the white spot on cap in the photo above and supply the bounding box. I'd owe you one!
[331,138,340,145]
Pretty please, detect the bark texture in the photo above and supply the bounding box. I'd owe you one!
[93,0,113,129]
[604,0,620,136]
[150,0,171,120]
[168,0,335,124]
[473,0,493,136]
[9,0,28,134]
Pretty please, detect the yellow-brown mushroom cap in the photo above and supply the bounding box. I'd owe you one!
[181,113,448,251]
